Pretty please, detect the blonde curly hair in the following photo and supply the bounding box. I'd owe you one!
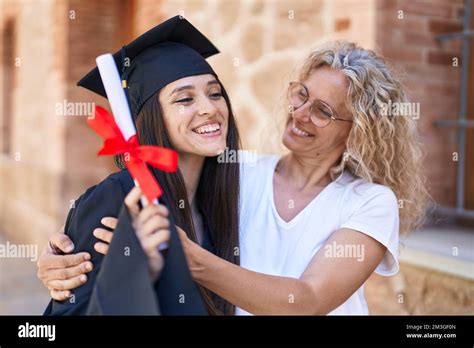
[298,41,428,234]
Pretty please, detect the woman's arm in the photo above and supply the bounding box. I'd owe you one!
[44,176,126,315]
[37,218,117,301]
[179,227,386,315]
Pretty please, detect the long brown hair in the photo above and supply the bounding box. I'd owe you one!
[115,82,240,315]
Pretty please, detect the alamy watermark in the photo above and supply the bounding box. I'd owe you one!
[324,241,365,262]
[217,148,258,166]
[379,100,420,120]
[18,322,55,341]
[55,99,95,117]
[0,241,38,262]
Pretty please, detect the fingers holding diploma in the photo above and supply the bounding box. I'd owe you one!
[124,186,171,281]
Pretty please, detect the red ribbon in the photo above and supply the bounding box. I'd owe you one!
[87,106,178,202]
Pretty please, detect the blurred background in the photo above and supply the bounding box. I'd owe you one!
[0,0,473,314]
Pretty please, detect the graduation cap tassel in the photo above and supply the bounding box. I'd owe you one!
[120,46,132,108]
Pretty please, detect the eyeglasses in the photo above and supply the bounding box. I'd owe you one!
[287,82,353,128]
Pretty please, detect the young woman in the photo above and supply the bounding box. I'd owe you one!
[39,41,427,314]
[41,16,241,315]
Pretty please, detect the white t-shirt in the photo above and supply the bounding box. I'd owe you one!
[236,154,399,315]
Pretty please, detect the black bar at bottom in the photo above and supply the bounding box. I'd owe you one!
[0,315,472,346]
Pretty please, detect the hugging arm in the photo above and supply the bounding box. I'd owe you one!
[37,217,117,302]
[43,177,126,315]
[180,228,385,315]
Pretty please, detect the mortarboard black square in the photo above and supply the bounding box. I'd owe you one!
[77,15,219,117]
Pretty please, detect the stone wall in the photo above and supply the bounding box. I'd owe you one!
[146,0,377,153]
[366,263,474,314]
[62,0,131,208]
[0,0,69,246]
[3,0,462,243]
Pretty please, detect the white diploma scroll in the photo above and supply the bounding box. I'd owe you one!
[95,53,168,250]
[96,54,136,142]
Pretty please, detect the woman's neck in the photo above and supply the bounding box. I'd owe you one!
[278,146,345,191]
[178,152,205,205]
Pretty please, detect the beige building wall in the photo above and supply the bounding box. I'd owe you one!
[0,0,379,246]
[133,0,377,154]
[0,0,69,246]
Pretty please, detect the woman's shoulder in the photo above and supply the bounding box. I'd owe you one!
[68,170,134,230]
[47,169,134,315]
[337,171,398,211]
[104,169,134,194]
[238,153,280,206]
[77,170,133,204]
[336,173,400,277]
[64,170,134,249]
[238,152,279,190]
[338,171,395,195]
[239,152,279,175]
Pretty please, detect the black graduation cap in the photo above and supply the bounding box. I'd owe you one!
[77,15,219,118]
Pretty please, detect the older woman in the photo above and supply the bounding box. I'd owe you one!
[38,41,427,314]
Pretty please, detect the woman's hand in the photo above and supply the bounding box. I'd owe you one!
[175,226,205,278]
[124,187,170,282]
[37,230,91,301]
[37,217,117,301]
[93,217,118,255]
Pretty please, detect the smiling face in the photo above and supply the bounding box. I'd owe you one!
[282,66,352,158]
[159,74,228,157]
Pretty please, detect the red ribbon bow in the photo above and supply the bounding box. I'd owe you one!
[87,106,178,202]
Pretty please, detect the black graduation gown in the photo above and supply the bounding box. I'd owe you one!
[43,170,208,315]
